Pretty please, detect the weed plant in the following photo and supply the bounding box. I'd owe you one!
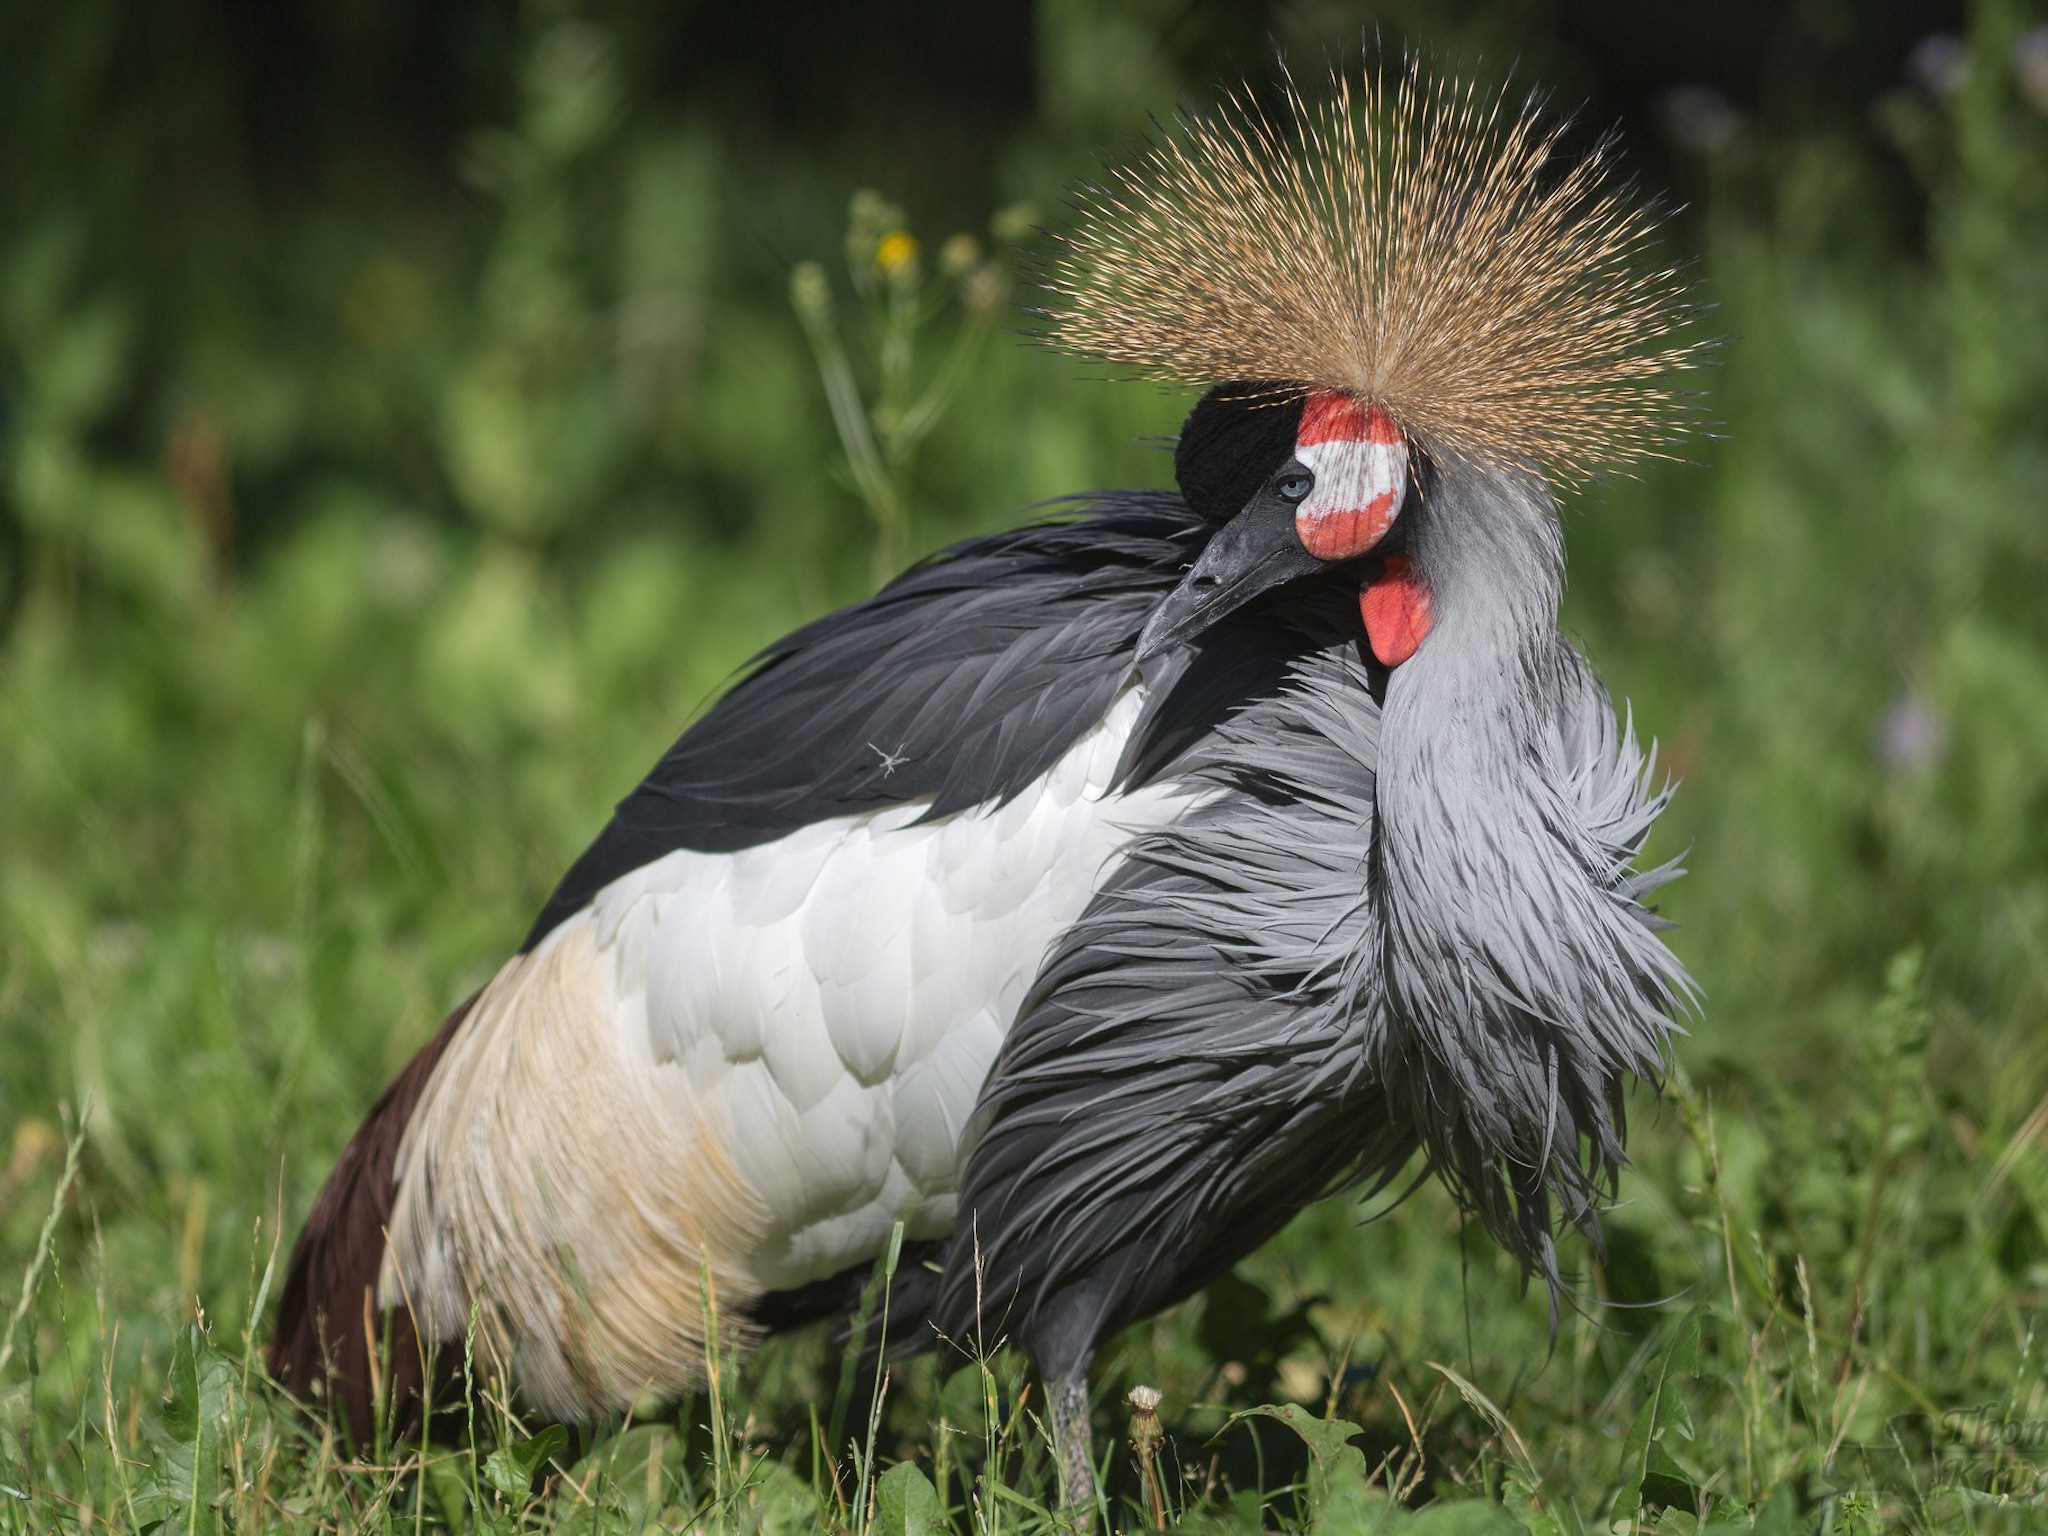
[4,2,2048,1530]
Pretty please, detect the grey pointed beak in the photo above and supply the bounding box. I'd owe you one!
[1136,489,1324,662]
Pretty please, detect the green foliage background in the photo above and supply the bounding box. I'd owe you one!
[3,0,2048,1529]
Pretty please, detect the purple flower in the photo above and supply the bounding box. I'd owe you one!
[2016,28,2048,113]
[1907,34,1969,99]
[1657,85,1747,155]
[1876,694,1948,773]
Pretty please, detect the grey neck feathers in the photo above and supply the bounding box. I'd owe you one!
[1368,453,1689,1298]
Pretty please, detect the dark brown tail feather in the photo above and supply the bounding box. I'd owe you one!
[269,992,477,1445]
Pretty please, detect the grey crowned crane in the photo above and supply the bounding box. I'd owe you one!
[271,62,1703,1507]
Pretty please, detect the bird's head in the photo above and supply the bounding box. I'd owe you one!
[1139,381,1424,666]
[1051,57,1704,667]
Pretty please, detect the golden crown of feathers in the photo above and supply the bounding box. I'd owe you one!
[1045,59,1704,484]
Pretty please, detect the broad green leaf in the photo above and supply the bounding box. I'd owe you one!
[1662,1312,1702,1380]
[739,1456,825,1536]
[1747,1486,1797,1536]
[482,1423,569,1500]
[1614,1311,1704,1522]
[424,1453,475,1534]
[1404,1502,1530,1535]
[130,1324,237,1536]
[1501,1466,1579,1536]
[872,1460,943,1535]
[1228,1404,1376,1530]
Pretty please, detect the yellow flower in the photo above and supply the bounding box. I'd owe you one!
[875,229,919,277]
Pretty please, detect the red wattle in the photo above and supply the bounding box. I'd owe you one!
[1361,557,1432,668]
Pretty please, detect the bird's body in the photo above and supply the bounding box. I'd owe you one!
[272,58,1705,1507]
[373,505,1208,1414]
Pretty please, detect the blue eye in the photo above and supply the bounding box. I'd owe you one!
[1276,470,1314,502]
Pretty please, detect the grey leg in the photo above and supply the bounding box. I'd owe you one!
[1050,1368,1097,1519]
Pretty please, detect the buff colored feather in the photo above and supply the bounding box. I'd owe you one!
[1046,59,1703,482]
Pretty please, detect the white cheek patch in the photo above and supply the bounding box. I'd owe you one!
[1293,394,1408,561]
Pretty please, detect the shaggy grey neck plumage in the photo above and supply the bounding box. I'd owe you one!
[1369,453,1690,1288]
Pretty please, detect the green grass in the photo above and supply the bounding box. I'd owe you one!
[5,2,2048,1530]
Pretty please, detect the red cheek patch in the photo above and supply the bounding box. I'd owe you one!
[1296,491,1400,560]
[1361,556,1432,668]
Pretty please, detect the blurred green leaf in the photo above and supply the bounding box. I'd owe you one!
[130,1324,235,1536]
[1404,1504,1531,1535]
[482,1422,568,1500]
[1615,1313,1704,1523]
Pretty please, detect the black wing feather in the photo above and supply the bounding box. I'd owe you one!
[525,494,1208,949]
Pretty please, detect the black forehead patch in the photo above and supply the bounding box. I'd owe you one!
[1173,381,1308,524]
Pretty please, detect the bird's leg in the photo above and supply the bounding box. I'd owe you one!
[1049,1367,1097,1520]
